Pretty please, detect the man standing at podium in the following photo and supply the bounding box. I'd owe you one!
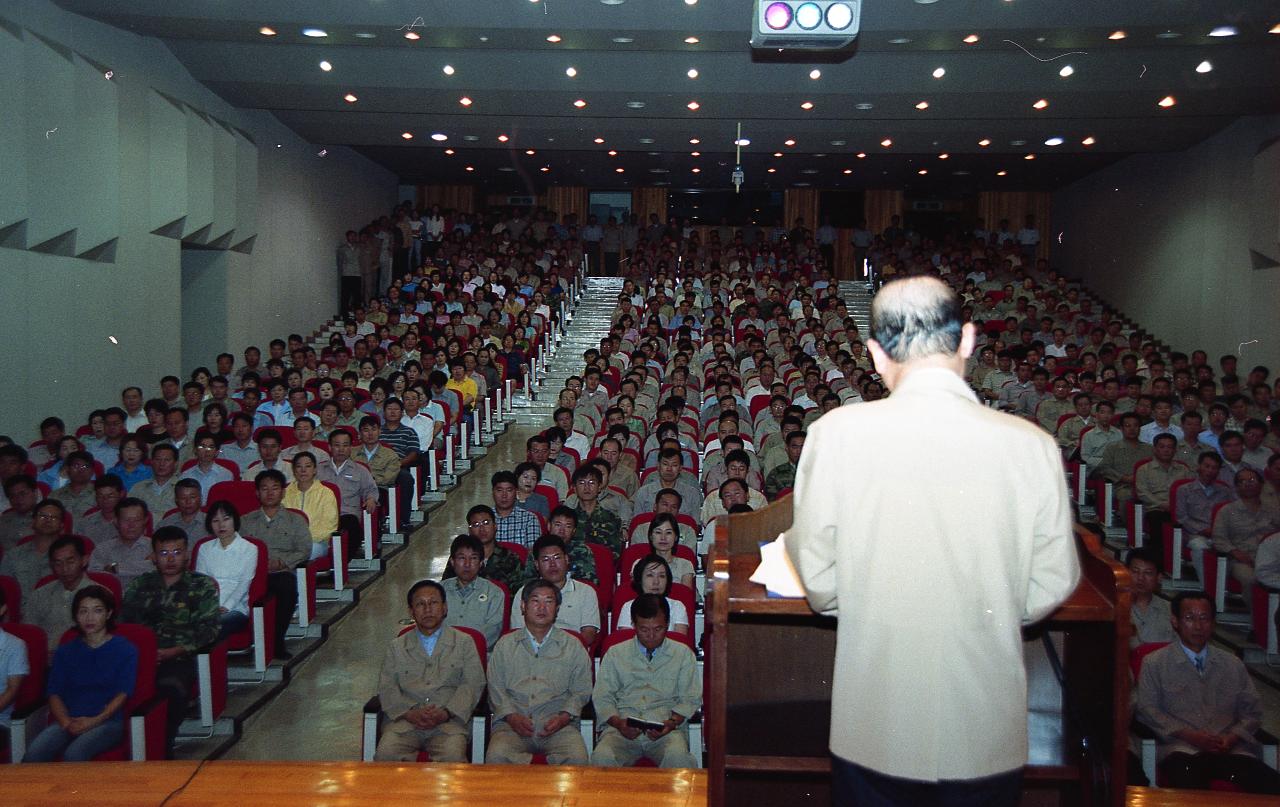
[787,276,1081,806]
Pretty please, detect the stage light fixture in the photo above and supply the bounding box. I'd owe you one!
[753,1,860,50]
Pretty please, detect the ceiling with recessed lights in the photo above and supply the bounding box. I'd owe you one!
[53,0,1280,193]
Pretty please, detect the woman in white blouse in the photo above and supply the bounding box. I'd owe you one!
[195,500,257,640]
[615,554,690,637]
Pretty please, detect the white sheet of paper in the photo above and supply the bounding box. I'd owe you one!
[748,533,807,598]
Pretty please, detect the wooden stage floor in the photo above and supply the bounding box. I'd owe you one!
[0,761,1265,806]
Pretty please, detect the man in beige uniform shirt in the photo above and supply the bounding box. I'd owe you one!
[1134,434,1193,555]
[25,536,94,652]
[1212,468,1280,591]
[786,277,1080,806]
[1092,412,1154,508]
[591,595,701,768]
[485,578,592,765]
[374,580,485,762]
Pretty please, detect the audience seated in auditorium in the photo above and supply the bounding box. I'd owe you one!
[1211,469,1280,593]
[374,580,485,762]
[485,578,592,765]
[443,505,526,594]
[129,443,180,519]
[157,479,205,538]
[491,471,541,550]
[26,536,95,653]
[1126,548,1175,650]
[282,452,338,561]
[90,498,154,590]
[615,555,690,638]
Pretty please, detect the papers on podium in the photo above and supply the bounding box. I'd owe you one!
[749,533,807,598]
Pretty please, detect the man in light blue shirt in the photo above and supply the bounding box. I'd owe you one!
[180,435,234,504]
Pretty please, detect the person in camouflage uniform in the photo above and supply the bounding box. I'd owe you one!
[443,504,528,594]
[571,465,623,563]
[121,525,220,758]
[520,505,598,585]
[764,430,806,501]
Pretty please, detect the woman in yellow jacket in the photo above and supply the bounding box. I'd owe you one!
[283,451,339,561]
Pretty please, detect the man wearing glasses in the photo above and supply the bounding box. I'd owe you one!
[90,497,155,589]
[510,536,600,648]
[570,465,622,564]
[50,450,97,526]
[122,526,220,758]
[0,499,68,604]
[442,504,526,593]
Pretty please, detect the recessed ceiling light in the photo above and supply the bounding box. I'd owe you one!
[932,67,946,78]
[917,169,928,175]
[498,167,514,172]
[259,26,277,36]
[734,138,751,146]
[691,167,701,173]
[773,151,783,157]
[430,133,447,141]
[801,169,818,175]
[343,93,358,103]
[1195,60,1213,73]
[459,96,473,106]
[302,28,327,38]
[963,34,980,44]
[649,168,669,175]
[843,168,853,174]
[1010,139,1027,146]
[800,101,814,110]
[1208,25,1237,37]
[938,153,949,159]
[465,165,475,172]
[574,99,588,108]
[687,68,699,78]
[498,134,509,142]
[880,138,892,147]
[404,31,420,41]
[767,167,777,173]
[684,36,699,44]
[479,36,488,42]
[612,37,634,43]
[1032,98,1049,109]
[978,138,991,147]
[1058,64,1074,77]
[915,101,929,110]
[888,37,912,45]
[1081,136,1096,146]
[1156,31,1181,39]
[401,132,414,140]
[855,102,873,111]
[546,34,562,43]
[525,149,536,155]
[856,152,867,158]
[830,139,846,146]
[997,170,1008,176]
[602,0,625,4]
[1108,30,1126,40]
[687,100,700,110]
[442,64,455,75]
[626,101,646,109]
[809,69,822,80]
[354,32,376,39]
[319,60,332,72]
[688,138,701,145]
[594,137,605,144]
[1158,95,1176,107]
[784,139,796,146]
[1271,23,1280,35]
[638,137,655,144]
[541,166,551,172]
[1024,153,1036,160]
[463,135,479,141]
[691,151,701,156]
[565,66,577,77]
[794,182,810,187]
[444,148,455,155]
[1044,136,1064,146]
[608,149,618,156]
[953,170,970,176]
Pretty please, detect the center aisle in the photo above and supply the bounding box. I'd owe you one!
[226,277,620,762]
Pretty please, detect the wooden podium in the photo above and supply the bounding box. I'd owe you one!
[705,495,1132,806]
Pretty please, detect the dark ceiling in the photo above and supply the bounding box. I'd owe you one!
[55,0,1280,194]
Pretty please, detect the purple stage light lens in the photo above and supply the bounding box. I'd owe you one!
[764,2,793,30]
